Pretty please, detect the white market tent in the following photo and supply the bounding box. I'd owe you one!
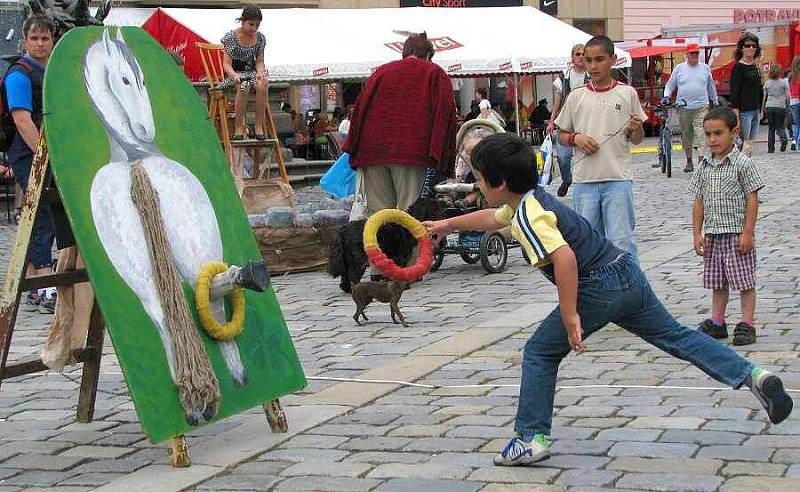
[104,6,631,83]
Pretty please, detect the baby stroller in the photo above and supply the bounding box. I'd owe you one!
[429,119,525,274]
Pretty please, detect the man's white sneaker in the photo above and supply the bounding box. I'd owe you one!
[493,434,551,466]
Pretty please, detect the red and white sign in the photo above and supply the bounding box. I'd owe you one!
[313,67,330,77]
[447,63,462,72]
[384,36,464,54]
[734,8,800,23]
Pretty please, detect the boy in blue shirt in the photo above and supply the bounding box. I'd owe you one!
[424,133,793,466]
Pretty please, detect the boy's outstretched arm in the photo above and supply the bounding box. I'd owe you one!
[423,209,503,242]
[692,196,705,256]
[739,191,758,254]
[550,245,586,352]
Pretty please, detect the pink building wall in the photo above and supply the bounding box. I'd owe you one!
[624,0,800,40]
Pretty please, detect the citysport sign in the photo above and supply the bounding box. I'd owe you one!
[734,8,800,23]
[400,1,522,7]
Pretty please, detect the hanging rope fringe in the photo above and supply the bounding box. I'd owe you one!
[130,161,221,420]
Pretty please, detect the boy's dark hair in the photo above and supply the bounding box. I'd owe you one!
[735,32,761,61]
[584,35,615,57]
[23,15,54,37]
[703,106,738,131]
[471,133,537,194]
[476,87,487,99]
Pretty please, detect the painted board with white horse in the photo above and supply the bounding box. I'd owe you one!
[43,26,306,443]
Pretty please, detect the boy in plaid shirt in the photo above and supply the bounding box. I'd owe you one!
[689,107,764,345]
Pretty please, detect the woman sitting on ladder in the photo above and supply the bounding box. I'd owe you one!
[221,5,268,141]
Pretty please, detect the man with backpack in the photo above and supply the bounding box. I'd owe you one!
[3,15,57,312]
[546,44,590,197]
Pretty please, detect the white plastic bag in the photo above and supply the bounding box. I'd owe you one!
[538,133,555,186]
[349,168,368,221]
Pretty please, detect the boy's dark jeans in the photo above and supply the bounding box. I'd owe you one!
[516,253,753,440]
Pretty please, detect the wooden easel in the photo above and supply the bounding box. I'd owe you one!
[196,42,289,184]
[0,135,289,468]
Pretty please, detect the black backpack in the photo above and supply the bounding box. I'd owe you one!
[0,58,34,152]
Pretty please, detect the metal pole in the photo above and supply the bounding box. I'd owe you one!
[513,72,520,137]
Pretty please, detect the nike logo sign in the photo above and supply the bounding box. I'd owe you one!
[543,0,556,5]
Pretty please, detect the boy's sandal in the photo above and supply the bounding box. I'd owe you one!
[254,133,267,141]
[697,319,728,339]
[232,134,246,141]
[732,322,756,346]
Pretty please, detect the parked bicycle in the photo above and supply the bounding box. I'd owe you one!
[653,100,687,178]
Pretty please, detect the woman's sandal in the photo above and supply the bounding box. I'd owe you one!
[232,134,246,141]
[254,133,267,141]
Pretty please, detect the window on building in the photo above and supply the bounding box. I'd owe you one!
[573,18,607,37]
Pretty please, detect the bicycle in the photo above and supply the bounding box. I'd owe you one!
[653,100,687,178]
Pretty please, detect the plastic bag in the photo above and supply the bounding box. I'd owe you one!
[265,206,298,228]
[320,152,355,198]
[349,168,368,221]
[312,209,350,227]
[537,133,555,186]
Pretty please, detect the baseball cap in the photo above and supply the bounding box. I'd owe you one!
[686,43,700,53]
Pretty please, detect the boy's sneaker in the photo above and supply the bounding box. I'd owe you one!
[557,181,571,197]
[38,294,56,314]
[749,368,793,424]
[733,322,756,345]
[493,434,551,466]
[697,319,728,339]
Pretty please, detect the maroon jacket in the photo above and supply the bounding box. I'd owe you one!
[344,56,456,176]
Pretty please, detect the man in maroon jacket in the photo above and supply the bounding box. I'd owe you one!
[344,32,456,234]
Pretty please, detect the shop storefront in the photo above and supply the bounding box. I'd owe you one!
[624,0,800,40]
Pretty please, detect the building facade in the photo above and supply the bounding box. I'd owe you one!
[625,0,800,40]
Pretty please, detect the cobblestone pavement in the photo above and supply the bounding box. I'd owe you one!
[0,149,798,491]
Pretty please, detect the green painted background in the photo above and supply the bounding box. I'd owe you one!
[43,27,306,443]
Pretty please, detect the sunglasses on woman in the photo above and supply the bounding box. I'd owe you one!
[743,43,758,48]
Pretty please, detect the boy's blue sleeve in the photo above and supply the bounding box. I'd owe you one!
[5,71,33,113]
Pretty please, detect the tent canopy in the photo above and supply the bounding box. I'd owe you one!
[107,6,631,83]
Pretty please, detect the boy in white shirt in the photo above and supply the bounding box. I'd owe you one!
[554,35,647,258]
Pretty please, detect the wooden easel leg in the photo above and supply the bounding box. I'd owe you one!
[167,435,191,468]
[76,301,105,423]
[262,399,288,433]
[0,137,48,389]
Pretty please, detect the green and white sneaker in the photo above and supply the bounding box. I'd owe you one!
[493,434,551,466]
[750,368,793,425]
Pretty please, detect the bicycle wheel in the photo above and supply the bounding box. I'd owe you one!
[665,128,672,178]
[659,129,667,174]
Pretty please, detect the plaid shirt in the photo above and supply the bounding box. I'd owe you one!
[687,147,764,234]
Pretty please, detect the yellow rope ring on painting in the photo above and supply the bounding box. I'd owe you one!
[195,262,246,340]
[363,209,433,282]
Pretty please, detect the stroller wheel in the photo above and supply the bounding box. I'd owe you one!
[480,232,508,274]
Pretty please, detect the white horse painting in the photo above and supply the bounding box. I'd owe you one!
[83,29,248,424]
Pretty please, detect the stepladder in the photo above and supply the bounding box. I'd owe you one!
[196,42,289,185]
[0,135,290,468]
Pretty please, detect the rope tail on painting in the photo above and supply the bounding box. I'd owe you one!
[43,26,306,444]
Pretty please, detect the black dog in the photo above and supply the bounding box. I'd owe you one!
[328,197,446,293]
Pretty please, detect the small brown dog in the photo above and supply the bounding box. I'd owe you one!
[351,280,410,327]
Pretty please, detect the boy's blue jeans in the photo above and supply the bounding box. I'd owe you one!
[572,180,638,258]
[515,253,753,440]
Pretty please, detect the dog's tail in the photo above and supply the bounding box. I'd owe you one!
[328,232,346,279]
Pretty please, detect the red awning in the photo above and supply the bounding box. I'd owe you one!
[628,45,688,59]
